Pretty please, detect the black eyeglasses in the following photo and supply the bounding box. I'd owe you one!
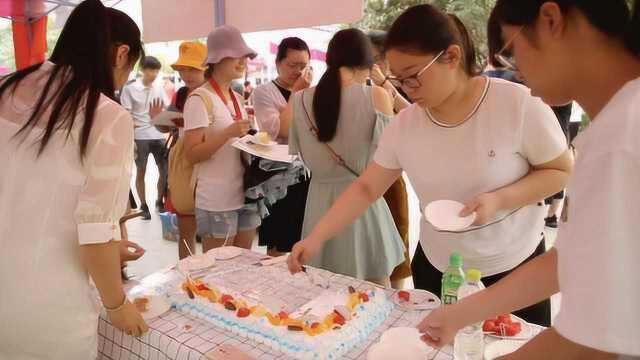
[384,50,444,89]
[494,26,524,71]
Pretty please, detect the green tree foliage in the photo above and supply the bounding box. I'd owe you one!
[0,23,61,72]
[351,0,497,64]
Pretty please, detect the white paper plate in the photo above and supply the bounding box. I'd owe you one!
[151,110,182,127]
[368,327,434,360]
[484,315,533,340]
[207,246,244,260]
[133,295,171,320]
[177,254,216,272]
[424,200,476,231]
[484,339,526,360]
[392,289,441,310]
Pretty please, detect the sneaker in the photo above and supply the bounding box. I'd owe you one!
[140,203,151,220]
[156,199,165,213]
[545,215,558,228]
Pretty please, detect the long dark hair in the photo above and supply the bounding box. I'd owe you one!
[385,4,480,77]
[312,28,374,142]
[490,0,640,57]
[0,0,143,158]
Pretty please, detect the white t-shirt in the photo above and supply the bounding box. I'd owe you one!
[374,77,567,276]
[554,78,640,356]
[120,79,169,140]
[251,81,288,142]
[183,87,247,212]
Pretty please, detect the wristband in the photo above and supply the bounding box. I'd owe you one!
[104,294,128,313]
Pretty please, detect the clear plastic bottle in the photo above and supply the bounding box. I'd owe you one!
[453,269,485,360]
[441,252,465,305]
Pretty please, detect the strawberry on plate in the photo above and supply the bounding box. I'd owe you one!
[333,311,346,326]
[397,290,411,302]
[196,283,210,291]
[484,314,524,337]
[220,294,234,304]
[237,308,250,318]
[505,322,522,336]
[497,314,512,325]
[483,320,496,332]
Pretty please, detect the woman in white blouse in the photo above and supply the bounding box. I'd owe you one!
[0,1,148,358]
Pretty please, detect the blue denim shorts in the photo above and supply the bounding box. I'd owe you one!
[195,204,261,238]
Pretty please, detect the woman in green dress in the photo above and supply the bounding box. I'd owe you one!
[287,29,404,286]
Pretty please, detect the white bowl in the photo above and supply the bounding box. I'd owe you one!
[424,200,476,231]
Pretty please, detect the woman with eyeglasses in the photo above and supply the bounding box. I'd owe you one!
[252,37,313,257]
[418,0,640,358]
[288,4,573,326]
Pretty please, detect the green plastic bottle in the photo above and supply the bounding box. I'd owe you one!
[441,252,465,305]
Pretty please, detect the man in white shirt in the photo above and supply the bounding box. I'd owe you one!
[120,56,169,219]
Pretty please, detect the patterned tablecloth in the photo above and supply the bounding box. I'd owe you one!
[97,248,542,360]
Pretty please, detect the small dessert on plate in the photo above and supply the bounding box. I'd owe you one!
[393,289,441,310]
[250,131,277,146]
[483,314,532,339]
[133,297,150,312]
[130,295,171,320]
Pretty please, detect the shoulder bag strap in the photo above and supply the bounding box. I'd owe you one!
[299,90,359,177]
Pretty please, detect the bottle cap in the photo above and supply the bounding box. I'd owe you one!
[449,252,463,268]
[466,269,482,282]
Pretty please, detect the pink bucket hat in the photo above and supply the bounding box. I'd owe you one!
[203,25,257,65]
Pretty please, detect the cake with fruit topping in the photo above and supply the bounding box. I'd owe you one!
[171,279,393,360]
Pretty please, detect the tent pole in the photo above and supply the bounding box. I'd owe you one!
[214,0,225,27]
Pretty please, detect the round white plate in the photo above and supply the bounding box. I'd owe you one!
[134,295,171,320]
[424,200,476,231]
[177,254,216,272]
[392,289,441,310]
[151,110,181,127]
[379,327,422,343]
[368,327,434,360]
[207,246,244,260]
[484,315,533,340]
[484,339,526,360]
[249,135,277,147]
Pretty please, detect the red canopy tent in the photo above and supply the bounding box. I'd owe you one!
[2,0,363,70]
[0,0,51,70]
[0,0,124,70]
[140,0,363,43]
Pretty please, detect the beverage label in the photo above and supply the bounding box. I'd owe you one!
[442,289,458,305]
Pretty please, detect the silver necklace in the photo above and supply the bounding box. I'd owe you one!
[425,77,490,128]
